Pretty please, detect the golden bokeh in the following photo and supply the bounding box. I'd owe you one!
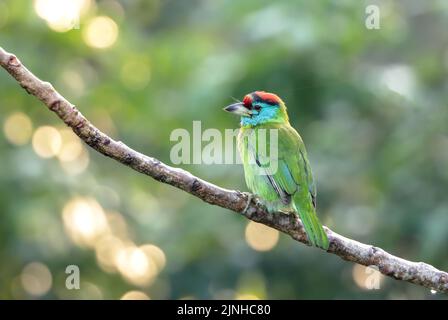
[57,128,83,162]
[95,234,125,273]
[62,197,109,247]
[79,282,103,299]
[352,264,384,290]
[140,244,166,273]
[57,128,89,175]
[83,16,118,49]
[121,290,150,300]
[94,237,167,287]
[34,0,91,32]
[61,193,167,287]
[32,126,62,158]
[3,112,33,145]
[235,293,260,300]
[115,246,157,286]
[20,262,52,297]
[245,221,279,252]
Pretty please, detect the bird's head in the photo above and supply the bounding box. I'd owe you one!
[224,91,289,127]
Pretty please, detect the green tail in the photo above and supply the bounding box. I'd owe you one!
[293,194,329,250]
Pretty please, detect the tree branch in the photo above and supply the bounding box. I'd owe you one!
[1,46,447,294]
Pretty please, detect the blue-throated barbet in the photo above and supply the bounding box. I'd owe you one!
[224,91,329,250]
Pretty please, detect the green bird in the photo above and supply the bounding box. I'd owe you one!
[224,91,329,250]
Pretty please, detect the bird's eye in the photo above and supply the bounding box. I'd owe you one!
[254,105,261,111]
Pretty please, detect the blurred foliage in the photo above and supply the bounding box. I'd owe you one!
[0,0,448,299]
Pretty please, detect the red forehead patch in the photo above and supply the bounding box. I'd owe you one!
[253,91,281,105]
[242,95,253,108]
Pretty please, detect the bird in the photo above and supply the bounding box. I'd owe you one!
[224,91,329,250]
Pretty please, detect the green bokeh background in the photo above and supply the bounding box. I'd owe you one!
[0,0,447,299]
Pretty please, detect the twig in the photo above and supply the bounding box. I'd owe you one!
[1,46,447,294]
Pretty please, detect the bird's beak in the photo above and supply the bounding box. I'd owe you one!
[223,102,252,116]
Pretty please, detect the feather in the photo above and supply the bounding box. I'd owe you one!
[238,116,329,249]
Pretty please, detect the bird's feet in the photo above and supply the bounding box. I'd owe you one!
[241,192,253,214]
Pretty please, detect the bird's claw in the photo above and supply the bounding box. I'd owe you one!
[241,192,253,214]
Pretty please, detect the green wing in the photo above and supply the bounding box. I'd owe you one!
[238,124,328,249]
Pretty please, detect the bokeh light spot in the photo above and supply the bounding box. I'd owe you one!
[140,244,166,273]
[3,112,33,146]
[57,128,89,175]
[380,64,416,98]
[95,235,124,273]
[83,16,118,49]
[245,221,279,252]
[116,246,157,286]
[58,128,83,162]
[121,290,150,300]
[20,262,52,297]
[32,126,62,158]
[62,197,109,247]
[352,264,384,290]
[34,0,90,32]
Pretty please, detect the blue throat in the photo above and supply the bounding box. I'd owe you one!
[240,105,281,127]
